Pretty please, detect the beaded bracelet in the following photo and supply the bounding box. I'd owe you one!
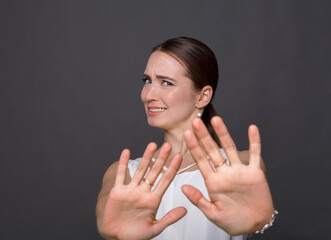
[248,210,278,237]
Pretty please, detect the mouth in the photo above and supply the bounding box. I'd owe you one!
[147,107,167,115]
[148,108,167,112]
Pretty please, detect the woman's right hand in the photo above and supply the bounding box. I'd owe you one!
[97,142,187,240]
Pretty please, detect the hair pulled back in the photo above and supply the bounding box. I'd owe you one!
[152,37,220,146]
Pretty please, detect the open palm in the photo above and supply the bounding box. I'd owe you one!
[99,143,187,240]
[182,116,275,236]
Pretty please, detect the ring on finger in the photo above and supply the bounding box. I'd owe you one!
[215,160,227,169]
[143,178,154,186]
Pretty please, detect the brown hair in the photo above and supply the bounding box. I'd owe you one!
[152,37,220,146]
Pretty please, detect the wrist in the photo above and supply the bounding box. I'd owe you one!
[248,209,278,237]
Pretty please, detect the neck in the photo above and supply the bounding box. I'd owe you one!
[157,127,197,171]
[164,129,189,155]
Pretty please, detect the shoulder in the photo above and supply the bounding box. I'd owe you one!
[101,157,142,185]
[237,150,266,173]
[238,150,249,165]
[97,161,119,201]
[103,161,120,182]
[221,149,260,167]
[97,157,142,201]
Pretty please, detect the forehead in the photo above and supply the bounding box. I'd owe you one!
[144,51,188,77]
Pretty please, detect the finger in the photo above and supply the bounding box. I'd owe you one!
[152,207,187,236]
[153,153,182,196]
[115,149,130,186]
[248,124,261,167]
[181,185,217,220]
[131,142,157,185]
[191,118,226,167]
[184,130,214,178]
[141,143,171,190]
[211,116,241,166]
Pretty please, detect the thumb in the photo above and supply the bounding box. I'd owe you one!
[152,207,187,235]
[181,185,215,219]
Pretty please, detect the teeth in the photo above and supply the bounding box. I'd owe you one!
[149,108,166,112]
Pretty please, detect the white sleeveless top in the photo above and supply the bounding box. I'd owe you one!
[127,149,246,240]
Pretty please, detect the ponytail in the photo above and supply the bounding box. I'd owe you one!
[201,103,220,146]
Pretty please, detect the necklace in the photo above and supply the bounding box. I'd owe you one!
[176,162,197,175]
[151,158,197,175]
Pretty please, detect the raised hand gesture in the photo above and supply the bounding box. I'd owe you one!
[182,116,275,236]
[98,143,187,240]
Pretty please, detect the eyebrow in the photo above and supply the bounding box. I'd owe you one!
[143,73,177,82]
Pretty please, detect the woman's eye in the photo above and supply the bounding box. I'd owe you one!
[162,81,173,86]
[143,78,152,84]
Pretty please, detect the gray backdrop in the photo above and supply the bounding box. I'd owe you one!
[1,1,330,239]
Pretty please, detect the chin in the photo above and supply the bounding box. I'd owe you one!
[147,119,163,128]
[147,118,169,130]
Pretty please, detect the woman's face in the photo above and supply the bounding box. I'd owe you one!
[141,51,200,132]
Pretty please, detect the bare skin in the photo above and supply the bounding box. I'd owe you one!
[96,117,274,239]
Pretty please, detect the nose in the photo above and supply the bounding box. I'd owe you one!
[142,83,159,103]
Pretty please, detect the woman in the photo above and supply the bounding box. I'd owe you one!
[96,37,276,240]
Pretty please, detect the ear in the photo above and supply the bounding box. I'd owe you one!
[196,85,213,108]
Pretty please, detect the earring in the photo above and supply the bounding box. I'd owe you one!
[197,108,202,118]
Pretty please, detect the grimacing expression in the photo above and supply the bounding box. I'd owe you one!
[141,51,201,132]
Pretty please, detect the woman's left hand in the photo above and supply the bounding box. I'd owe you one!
[182,116,275,236]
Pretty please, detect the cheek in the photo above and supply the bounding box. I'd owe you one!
[167,89,197,107]
[166,91,182,105]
